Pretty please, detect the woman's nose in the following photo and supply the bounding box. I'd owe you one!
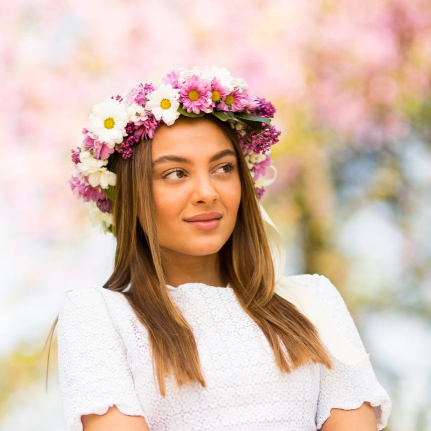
[191,174,219,202]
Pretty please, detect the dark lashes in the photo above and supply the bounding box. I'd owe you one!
[162,163,235,179]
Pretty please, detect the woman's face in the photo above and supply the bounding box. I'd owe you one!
[151,116,241,258]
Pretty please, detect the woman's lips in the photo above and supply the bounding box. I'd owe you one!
[185,218,221,230]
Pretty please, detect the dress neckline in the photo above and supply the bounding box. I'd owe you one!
[166,282,232,291]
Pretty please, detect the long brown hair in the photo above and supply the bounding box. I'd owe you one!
[43,115,332,396]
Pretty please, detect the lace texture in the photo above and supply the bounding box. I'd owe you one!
[57,273,392,430]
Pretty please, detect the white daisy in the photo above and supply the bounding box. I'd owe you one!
[145,83,181,126]
[77,151,116,189]
[85,201,113,233]
[89,97,129,148]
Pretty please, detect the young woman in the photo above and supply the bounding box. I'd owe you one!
[46,66,392,431]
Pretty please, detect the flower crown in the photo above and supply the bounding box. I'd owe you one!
[69,65,281,234]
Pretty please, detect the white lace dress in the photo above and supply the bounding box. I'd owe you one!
[57,273,392,431]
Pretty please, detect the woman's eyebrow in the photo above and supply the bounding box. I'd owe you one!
[152,149,236,167]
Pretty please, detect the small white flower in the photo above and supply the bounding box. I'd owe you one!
[145,83,181,126]
[177,66,203,84]
[77,151,116,189]
[89,97,129,148]
[244,151,267,170]
[126,103,147,123]
[231,77,248,91]
[228,119,248,135]
[202,65,236,92]
[85,201,113,233]
[88,169,116,189]
[77,150,108,172]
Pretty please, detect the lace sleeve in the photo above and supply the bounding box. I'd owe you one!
[57,286,145,431]
[312,275,392,430]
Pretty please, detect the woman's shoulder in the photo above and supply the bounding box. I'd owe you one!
[285,273,369,354]
[286,272,321,288]
[60,284,125,310]
[286,273,346,305]
[283,273,358,337]
[58,285,131,338]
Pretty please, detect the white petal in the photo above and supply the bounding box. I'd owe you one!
[170,96,180,108]
[151,107,163,121]
[88,172,101,187]
[107,171,116,186]
[162,109,180,126]
[145,99,160,110]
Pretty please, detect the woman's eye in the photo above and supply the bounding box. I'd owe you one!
[162,163,235,180]
[218,163,235,174]
[163,169,185,180]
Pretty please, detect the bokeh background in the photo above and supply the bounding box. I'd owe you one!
[1,0,431,429]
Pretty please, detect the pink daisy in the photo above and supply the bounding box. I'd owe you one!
[162,70,180,89]
[82,128,115,160]
[68,171,106,203]
[129,113,159,141]
[216,88,252,112]
[178,75,212,114]
[207,77,230,110]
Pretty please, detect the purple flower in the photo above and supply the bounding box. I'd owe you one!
[118,134,139,159]
[249,97,276,118]
[251,153,273,180]
[250,123,282,153]
[178,75,212,114]
[232,128,253,153]
[255,186,266,199]
[123,83,155,107]
[71,147,81,164]
[96,197,112,213]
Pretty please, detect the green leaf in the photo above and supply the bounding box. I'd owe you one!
[235,118,264,134]
[105,185,116,202]
[234,112,271,125]
[211,111,234,122]
[177,106,206,118]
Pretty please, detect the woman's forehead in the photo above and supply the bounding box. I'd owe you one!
[152,117,233,153]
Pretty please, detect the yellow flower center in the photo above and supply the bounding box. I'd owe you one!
[104,117,115,129]
[212,90,221,102]
[188,89,200,101]
[160,98,171,109]
[225,94,234,105]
